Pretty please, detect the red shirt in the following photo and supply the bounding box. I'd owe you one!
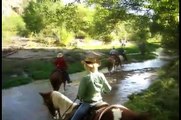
[54,57,68,70]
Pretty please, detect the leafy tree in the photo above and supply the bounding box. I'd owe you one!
[148,0,179,52]
[22,1,45,34]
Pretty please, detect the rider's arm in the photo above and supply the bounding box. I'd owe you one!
[77,77,87,101]
[101,73,112,93]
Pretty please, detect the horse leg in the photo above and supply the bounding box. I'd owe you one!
[50,80,59,91]
[109,69,112,75]
[57,109,61,120]
[109,66,113,74]
[112,64,115,73]
[63,81,66,91]
[54,85,60,91]
[115,64,120,71]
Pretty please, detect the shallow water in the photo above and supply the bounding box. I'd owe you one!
[2,48,175,120]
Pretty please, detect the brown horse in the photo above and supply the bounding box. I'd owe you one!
[39,91,151,120]
[50,69,66,91]
[107,55,123,74]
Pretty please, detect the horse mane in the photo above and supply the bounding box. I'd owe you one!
[51,91,78,117]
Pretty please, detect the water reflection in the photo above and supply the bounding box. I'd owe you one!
[2,48,177,120]
[122,58,168,71]
[102,51,173,104]
[101,50,172,104]
[103,70,158,104]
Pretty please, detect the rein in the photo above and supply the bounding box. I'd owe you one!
[96,105,123,120]
[61,97,77,120]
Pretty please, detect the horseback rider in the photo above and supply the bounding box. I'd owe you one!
[109,46,119,56]
[71,52,112,120]
[109,46,121,62]
[119,47,128,61]
[53,52,72,83]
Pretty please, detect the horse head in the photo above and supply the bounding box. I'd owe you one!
[40,91,78,120]
[39,92,57,117]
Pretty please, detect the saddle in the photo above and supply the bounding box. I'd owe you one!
[65,102,109,120]
[84,102,113,120]
[88,102,109,120]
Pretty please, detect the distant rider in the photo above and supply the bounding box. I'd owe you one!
[53,53,72,83]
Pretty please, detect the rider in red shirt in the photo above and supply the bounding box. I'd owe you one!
[53,53,72,83]
[54,55,68,70]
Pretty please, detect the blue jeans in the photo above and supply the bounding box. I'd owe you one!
[71,102,91,120]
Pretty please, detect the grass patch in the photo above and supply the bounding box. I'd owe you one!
[2,14,26,46]
[22,59,54,80]
[68,62,84,74]
[31,71,50,80]
[2,76,32,89]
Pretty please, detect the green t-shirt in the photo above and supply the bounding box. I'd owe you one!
[77,71,112,103]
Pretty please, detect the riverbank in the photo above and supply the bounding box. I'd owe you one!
[124,59,179,120]
[2,42,159,89]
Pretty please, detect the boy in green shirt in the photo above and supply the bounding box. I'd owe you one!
[71,52,112,120]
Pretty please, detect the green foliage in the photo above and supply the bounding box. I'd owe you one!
[101,34,114,44]
[75,5,95,33]
[31,71,50,80]
[22,1,95,45]
[148,0,179,52]
[67,62,84,73]
[22,1,45,33]
[58,27,74,46]
[23,59,54,79]
[91,6,111,37]
[3,0,178,54]
[113,21,130,40]
[2,15,25,32]
[2,59,26,77]
[76,30,87,39]
[2,15,26,41]
[2,77,32,89]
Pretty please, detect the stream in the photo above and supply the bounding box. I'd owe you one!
[2,48,175,120]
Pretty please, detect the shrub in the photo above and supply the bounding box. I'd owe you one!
[102,35,113,44]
